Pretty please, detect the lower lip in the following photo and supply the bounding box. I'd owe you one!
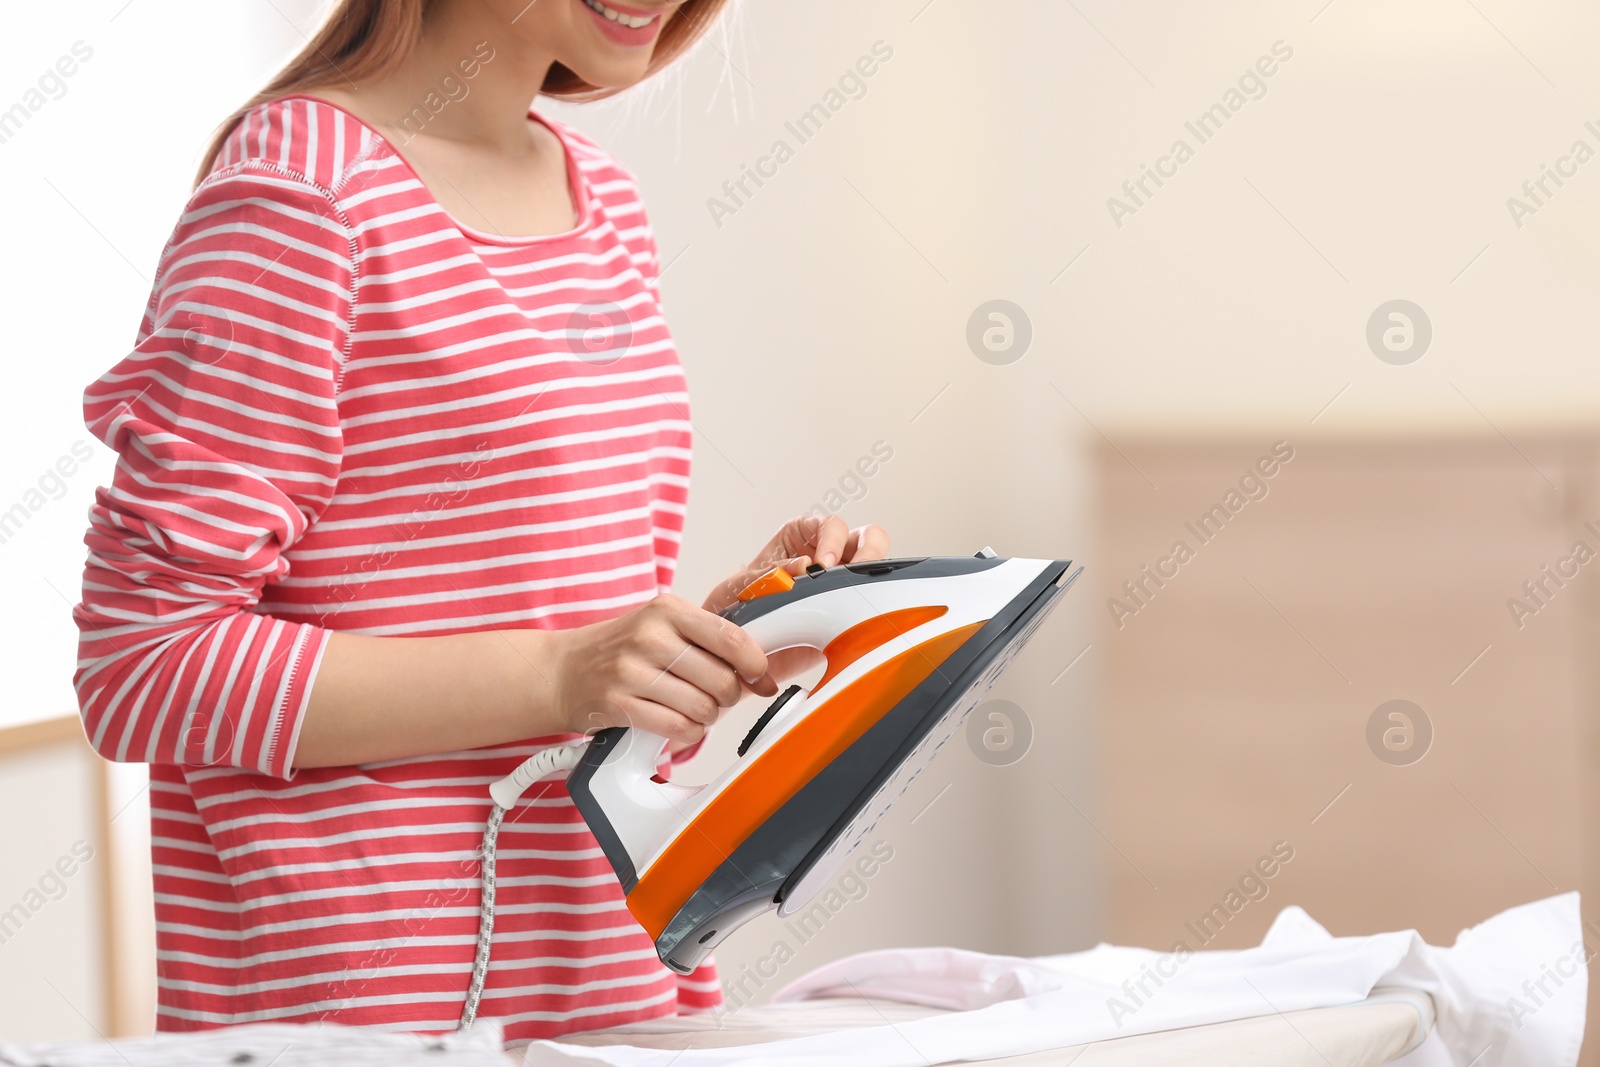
[581,0,663,47]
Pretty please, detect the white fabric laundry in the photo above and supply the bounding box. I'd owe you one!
[523,893,1586,1067]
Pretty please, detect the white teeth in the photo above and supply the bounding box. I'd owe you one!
[582,0,655,28]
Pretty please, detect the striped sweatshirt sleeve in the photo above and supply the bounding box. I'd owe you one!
[74,163,355,779]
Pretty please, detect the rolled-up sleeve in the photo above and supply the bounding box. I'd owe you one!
[74,163,355,779]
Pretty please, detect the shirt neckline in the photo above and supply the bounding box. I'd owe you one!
[275,92,595,246]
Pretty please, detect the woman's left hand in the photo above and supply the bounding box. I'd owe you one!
[702,514,891,615]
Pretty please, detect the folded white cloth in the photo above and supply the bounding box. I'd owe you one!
[524,893,1585,1067]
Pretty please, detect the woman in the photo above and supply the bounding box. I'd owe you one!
[73,0,888,1043]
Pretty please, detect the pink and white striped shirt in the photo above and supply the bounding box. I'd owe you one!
[72,95,717,1042]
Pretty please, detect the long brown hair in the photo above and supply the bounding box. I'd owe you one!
[195,0,729,185]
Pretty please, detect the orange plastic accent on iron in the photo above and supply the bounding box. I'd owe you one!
[737,566,795,601]
[812,605,949,693]
[626,619,985,940]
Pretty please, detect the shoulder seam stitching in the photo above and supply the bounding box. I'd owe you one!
[190,160,361,401]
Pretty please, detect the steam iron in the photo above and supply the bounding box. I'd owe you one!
[566,549,1081,974]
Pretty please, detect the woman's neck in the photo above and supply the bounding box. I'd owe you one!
[376,3,555,153]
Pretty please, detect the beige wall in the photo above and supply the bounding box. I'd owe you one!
[562,0,1600,436]
[6,0,1600,1040]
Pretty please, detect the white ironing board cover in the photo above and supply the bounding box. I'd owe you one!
[546,990,1433,1066]
[0,1000,1428,1067]
[0,1022,508,1066]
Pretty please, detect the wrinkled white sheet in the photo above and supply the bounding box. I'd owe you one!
[524,893,1585,1067]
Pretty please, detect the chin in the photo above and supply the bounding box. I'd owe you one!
[560,0,673,88]
[561,56,656,91]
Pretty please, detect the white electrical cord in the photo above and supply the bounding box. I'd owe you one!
[458,740,590,1031]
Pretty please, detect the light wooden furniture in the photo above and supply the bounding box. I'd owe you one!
[1094,435,1599,1063]
[0,717,126,1040]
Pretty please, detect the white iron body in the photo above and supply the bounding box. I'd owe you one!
[566,550,1080,973]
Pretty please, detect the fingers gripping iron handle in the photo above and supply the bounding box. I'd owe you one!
[586,568,848,776]
[569,556,1005,863]
[573,599,841,853]
[566,565,889,903]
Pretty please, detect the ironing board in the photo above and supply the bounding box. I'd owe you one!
[0,990,1435,1066]
[543,989,1436,1065]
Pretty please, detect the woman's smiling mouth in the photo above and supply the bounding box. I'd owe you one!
[579,0,665,45]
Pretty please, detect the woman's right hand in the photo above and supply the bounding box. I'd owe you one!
[550,595,778,745]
